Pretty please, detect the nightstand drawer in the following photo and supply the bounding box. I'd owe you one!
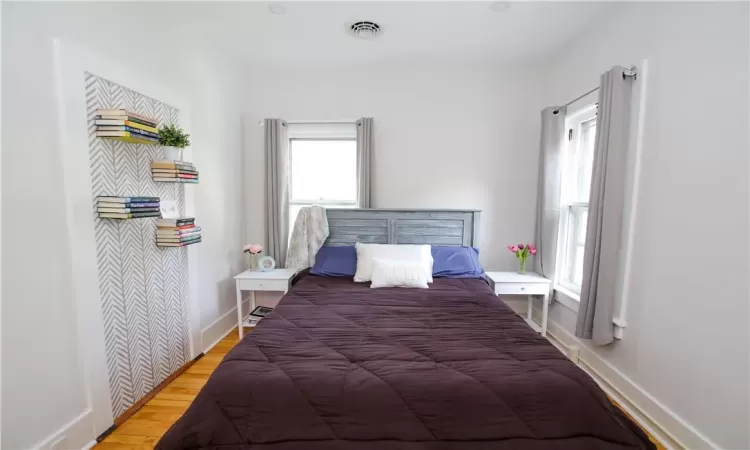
[237,278,290,292]
[494,283,549,296]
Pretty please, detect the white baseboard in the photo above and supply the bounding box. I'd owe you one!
[32,408,95,450]
[201,300,248,353]
[545,319,718,450]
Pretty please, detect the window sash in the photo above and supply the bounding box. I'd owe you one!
[559,204,588,294]
[288,136,359,241]
[289,138,358,204]
[557,103,596,296]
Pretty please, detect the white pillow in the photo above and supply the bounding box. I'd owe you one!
[370,258,430,289]
[354,243,433,283]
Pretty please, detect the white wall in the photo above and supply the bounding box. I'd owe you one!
[542,3,749,448]
[243,66,546,270]
[1,3,244,448]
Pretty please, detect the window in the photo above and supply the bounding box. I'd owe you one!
[557,105,597,295]
[288,123,358,237]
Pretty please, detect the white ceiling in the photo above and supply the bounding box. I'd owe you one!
[13,1,615,68]
[172,2,615,67]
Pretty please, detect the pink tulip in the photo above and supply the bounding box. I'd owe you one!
[508,245,518,253]
[528,244,536,252]
[530,248,537,255]
[243,244,264,254]
[518,244,525,250]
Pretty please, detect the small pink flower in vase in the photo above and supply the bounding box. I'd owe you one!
[508,243,535,274]
[243,244,264,271]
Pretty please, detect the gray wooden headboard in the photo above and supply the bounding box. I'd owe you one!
[324,209,480,247]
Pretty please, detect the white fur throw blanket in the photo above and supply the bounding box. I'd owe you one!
[285,205,329,271]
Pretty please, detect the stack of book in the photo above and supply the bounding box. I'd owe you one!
[94,109,160,145]
[97,196,161,220]
[243,306,274,327]
[156,218,202,247]
[151,160,199,184]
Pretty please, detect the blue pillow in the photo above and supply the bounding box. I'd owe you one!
[431,246,484,278]
[310,246,357,277]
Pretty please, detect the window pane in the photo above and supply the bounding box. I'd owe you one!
[559,106,595,294]
[576,118,596,202]
[564,205,588,291]
[291,140,357,201]
[577,208,588,246]
[573,244,585,286]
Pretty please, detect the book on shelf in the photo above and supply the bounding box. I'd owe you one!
[156,225,201,233]
[157,232,201,240]
[97,125,159,138]
[96,131,159,143]
[98,202,161,209]
[99,134,159,145]
[157,231,202,239]
[156,235,202,243]
[95,109,158,125]
[97,196,160,203]
[97,116,158,128]
[150,173,179,178]
[152,159,194,165]
[157,224,197,231]
[151,173,198,179]
[98,207,161,214]
[153,178,199,183]
[95,120,159,134]
[151,168,199,175]
[151,160,195,170]
[157,238,202,248]
[99,212,162,220]
[156,218,194,227]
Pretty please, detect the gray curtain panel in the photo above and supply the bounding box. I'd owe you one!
[265,118,290,268]
[576,66,634,346]
[356,117,373,208]
[534,107,566,281]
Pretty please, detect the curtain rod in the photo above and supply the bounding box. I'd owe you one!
[258,120,358,126]
[553,66,637,115]
[287,120,358,125]
[553,86,599,115]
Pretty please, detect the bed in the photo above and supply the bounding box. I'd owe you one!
[156,209,654,450]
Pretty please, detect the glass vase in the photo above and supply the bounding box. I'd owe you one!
[518,258,527,274]
[248,253,258,271]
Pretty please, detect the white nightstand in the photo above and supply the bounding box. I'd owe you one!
[485,271,552,336]
[234,268,296,339]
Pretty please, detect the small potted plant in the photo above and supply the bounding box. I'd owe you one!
[508,243,536,274]
[243,244,263,271]
[158,124,191,161]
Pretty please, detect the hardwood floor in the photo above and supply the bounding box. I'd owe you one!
[96,327,665,450]
[95,332,238,449]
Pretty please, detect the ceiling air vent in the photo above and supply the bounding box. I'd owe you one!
[350,21,381,39]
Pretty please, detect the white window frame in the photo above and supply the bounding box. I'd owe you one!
[556,104,597,297]
[288,136,359,210]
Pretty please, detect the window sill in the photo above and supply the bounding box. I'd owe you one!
[554,284,580,312]
[553,284,627,339]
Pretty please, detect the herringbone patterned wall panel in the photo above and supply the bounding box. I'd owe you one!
[86,73,189,417]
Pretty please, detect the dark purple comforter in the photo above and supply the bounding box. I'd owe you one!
[157,276,654,449]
